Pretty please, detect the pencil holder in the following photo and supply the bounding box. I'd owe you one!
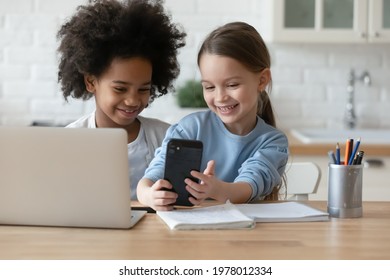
[327,164,363,218]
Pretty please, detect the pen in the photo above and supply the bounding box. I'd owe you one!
[354,150,365,165]
[348,137,361,165]
[336,143,340,165]
[131,206,156,213]
[344,138,353,165]
[328,150,336,164]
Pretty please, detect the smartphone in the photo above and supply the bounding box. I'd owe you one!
[163,138,203,206]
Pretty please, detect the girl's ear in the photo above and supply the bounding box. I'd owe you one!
[258,68,271,92]
[84,74,96,93]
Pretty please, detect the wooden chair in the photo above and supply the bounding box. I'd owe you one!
[285,162,321,200]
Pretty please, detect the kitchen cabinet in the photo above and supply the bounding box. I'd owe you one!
[265,0,390,43]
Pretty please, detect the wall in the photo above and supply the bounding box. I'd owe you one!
[1,0,390,130]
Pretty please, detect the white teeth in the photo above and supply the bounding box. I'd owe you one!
[124,109,136,113]
[218,105,236,112]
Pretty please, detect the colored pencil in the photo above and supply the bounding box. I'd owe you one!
[328,150,336,164]
[344,138,353,165]
[336,143,340,165]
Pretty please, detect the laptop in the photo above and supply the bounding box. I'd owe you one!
[0,126,146,229]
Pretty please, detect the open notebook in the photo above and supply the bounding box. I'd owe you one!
[0,126,146,229]
[157,201,329,230]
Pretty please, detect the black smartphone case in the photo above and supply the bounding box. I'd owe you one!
[164,139,203,206]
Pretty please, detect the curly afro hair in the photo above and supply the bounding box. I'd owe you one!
[57,0,186,103]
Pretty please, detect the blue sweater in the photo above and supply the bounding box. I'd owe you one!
[143,110,289,202]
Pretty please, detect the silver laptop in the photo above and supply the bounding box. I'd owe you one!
[0,126,146,229]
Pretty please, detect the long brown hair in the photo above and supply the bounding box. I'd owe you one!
[197,21,276,127]
[197,22,286,200]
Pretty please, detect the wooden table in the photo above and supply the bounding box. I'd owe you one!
[1,201,389,260]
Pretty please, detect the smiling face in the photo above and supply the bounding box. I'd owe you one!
[199,53,270,135]
[84,57,152,134]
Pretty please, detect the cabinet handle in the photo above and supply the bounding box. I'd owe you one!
[360,32,366,38]
[369,32,380,39]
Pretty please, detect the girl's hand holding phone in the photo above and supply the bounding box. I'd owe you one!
[146,179,178,211]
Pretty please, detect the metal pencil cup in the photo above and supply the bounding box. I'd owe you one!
[327,164,363,218]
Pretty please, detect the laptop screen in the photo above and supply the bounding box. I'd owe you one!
[0,126,142,229]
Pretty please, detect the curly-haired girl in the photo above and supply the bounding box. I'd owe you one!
[58,0,186,199]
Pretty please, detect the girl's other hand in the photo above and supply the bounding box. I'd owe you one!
[185,160,222,205]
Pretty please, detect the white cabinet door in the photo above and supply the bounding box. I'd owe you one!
[269,0,389,43]
[368,0,390,42]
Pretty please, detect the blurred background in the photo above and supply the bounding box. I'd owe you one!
[0,0,389,130]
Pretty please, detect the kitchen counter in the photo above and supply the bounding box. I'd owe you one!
[286,131,390,156]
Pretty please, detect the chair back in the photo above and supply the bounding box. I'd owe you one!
[285,162,321,200]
